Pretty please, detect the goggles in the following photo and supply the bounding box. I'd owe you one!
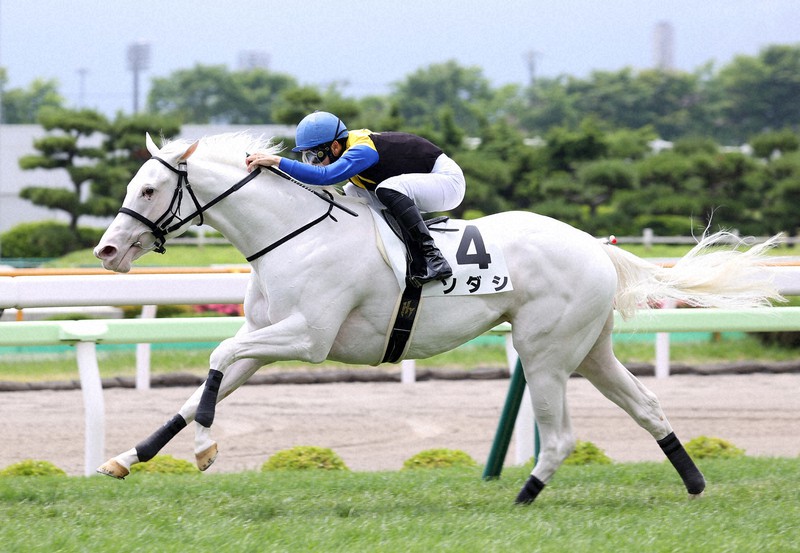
[301,144,331,165]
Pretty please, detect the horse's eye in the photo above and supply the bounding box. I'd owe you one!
[142,186,155,198]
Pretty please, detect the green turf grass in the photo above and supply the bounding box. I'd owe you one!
[1,457,798,552]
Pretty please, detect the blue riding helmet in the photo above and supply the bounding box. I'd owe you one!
[292,111,348,152]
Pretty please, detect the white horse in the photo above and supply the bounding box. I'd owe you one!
[94,132,781,504]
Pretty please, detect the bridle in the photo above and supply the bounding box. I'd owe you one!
[118,156,262,255]
[118,156,355,262]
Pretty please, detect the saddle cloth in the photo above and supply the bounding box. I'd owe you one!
[368,207,514,297]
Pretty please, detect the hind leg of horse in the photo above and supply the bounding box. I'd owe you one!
[515,369,576,504]
[576,316,705,496]
[510,297,613,505]
[96,357,262,479]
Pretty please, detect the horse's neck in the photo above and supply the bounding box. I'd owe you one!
[191,164,335,260]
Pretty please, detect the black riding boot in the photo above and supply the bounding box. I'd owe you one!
[376,188,452,288]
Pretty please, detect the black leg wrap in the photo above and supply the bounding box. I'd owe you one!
[195,369,224,428]
[135,414,187,463]
[515,475,546,505]
[658,432,706,495]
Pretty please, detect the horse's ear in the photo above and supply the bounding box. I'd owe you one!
[145,133,159,155]
[180,140,199,161]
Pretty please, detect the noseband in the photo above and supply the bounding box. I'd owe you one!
[118,156,261,254]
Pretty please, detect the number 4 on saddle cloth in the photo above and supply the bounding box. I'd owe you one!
[368,206,514,363]
[373,208,515,297]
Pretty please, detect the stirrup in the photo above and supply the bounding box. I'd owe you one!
[424,215,450,228]
[408,263,452,288]
[408,274,447,288]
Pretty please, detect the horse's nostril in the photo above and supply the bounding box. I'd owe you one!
[96,245,117,259]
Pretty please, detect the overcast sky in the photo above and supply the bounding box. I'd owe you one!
[2,0,798,117]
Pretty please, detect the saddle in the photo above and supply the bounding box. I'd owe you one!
[368,207,513,363]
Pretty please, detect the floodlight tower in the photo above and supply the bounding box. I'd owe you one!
[127,41,151,113]
[237,50,270,71]
[77,68,88,108]
[523,50,541,87]
[653,21,675,71]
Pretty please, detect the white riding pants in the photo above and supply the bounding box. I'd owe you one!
[344,154,466,213]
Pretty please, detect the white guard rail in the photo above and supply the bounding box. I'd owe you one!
[2,265,798,308]
[0,273,251,308]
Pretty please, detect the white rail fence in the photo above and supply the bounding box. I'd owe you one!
[2,268,800,475]
[4,266,800,382]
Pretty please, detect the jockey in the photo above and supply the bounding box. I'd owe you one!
[245,111,466,288]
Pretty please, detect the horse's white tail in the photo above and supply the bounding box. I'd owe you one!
[603,232,785,319]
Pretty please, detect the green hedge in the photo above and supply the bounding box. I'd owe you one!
[261,446,350,471]
[402,448,477,470]
[0,221,104,258]
[0,460,66,477]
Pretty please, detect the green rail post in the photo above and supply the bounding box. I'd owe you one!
[483,358,527,480]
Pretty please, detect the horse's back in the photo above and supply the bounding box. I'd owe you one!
[472,211,616,290]
[407,211,617,359]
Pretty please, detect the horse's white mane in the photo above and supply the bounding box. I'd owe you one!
[161,132,283,167]
[158,132,345,198]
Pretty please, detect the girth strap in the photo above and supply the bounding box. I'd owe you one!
[381,282,423,363]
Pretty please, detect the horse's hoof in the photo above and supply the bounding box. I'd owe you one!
[96,459,129,480]
[688,491,705,500]
[196,442,218,471]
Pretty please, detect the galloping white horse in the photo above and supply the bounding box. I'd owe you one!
[94,132,780,504]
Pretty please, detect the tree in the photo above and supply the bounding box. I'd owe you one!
[749,129,800,159]
[352,95,396,129]
[716,45,800,141]
[148,64,233,123]
[272,85,324,125]
[0,70,64,123]
[610,142,769,235]
[147,64,298,124]
[19,108,111,231]
[686,150,765,233]
[762,152,800,235]
[230,69,298,123]
[544,118,608,173]
[92,113,182,216]
[605,126,657,160]
[517,76,580,134]
[534,172,586,228]
[18,107,180,235]
[266,84,366,153]
[517,67,712,140]
[389,60,494,135]
[316,84,362,126]
[576,159,636,217]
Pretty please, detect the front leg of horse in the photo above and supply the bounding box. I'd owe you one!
[192,315,326,471]
[97,357,262,479]
[192,336,247,471]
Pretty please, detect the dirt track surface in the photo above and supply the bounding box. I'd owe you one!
[1,373,798,476]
